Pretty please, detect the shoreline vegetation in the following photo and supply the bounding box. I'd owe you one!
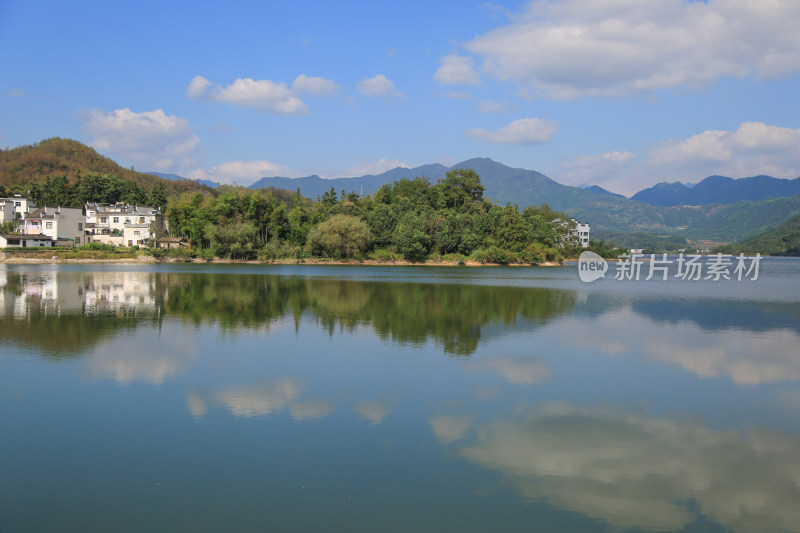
[0,248,566,266]
[4,165,628,264]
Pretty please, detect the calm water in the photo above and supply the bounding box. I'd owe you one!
[2,259,800,532]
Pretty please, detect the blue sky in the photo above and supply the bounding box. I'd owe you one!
[2,0,799,194]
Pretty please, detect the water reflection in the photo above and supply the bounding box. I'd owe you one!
[447,404,800,533]
[560,306,800,385]
[1,270,576,357]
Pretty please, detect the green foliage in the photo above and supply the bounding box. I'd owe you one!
[714,214,800,256]
[2,140,577,264]
[77,242,116,251]
[305,215,370,258]
[394,212,430,261]
[441,168,485,208]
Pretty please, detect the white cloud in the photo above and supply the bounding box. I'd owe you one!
[188,75,309,114]
[445,91,473,100]
[187,160,299,185]
[357,74,404,98]
[477,100,508,113]
[459,404,800,532]
[462,0,800,98]
[79,107,200,171]
[434,54,481,85]
[355,401,391,424]
[345,158,410,176]
[466,118,556,144]
[289,400,335,421]
[291,74,340,97]
[215,380,304,418]
[560,150,636,188]
[429,415,473,445]
[467,357,551,384]
[648,122,800,178]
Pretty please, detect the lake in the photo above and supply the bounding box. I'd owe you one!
[2,259,800,532]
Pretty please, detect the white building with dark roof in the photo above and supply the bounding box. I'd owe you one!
[23,206,85,245]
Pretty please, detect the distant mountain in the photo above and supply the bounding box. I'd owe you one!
[146,172,220,189]
[247,158,800,242]
[582,185,625,198]
[249,163,449,199]
[632,175,800,206]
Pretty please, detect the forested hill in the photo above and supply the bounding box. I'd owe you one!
[715,214,800,256]
[0,138,208,196]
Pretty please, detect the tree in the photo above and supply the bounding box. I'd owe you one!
[149,183,168,209]
[440,168,485,207]
[305,215,370,258]
[394,212,430,261]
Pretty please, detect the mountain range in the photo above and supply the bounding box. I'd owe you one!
[4,139,800,248]
[632,175,800,206]
[245,158,800,244]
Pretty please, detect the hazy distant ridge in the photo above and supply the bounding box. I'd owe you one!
[632,175,800,206]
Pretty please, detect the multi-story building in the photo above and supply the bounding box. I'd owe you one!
[0,196,36,224]
[575,221,591,248]
[23,206,85,245]
[85,203,165,246]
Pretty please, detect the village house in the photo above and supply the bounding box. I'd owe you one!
[85,203,166,247]
[0,233,56,249]
[0,196,37,224]
[575,221,591,248]
[23,206,85,246]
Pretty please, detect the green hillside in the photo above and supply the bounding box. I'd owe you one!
[0,138,208,197]
[715,214,800,256]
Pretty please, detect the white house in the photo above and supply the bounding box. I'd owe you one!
[85,203,165,247]
[23,206,85,245]
[0,196,36,224]
[0,233,56,248]
[575,221,591,248]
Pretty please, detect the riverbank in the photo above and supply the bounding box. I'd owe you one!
[0,250,565,267]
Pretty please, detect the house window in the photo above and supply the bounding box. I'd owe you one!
[139,217,145,224]
[113,217,119,223]
[45,222,53,229]
[100,217,107,224]
[78,223,83,230]
[15,202,21,207]
[31,221,39,226]
[75,237,80,244]
[134,231,140,236]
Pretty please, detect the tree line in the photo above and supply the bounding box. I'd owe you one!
[164,169,583,263]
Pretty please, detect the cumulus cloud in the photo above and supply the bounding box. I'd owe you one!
[560,150,636,188]
[355,401,392,424]
[188,75,309,114]
[467,357,551,384]
[429,415,473,445]
[214,380,304,418]
[291,74,340,97]
[345,158,410,176]
[648,122,800,179]
[462,0,800,98]
[466,118,556,144]
[458,404,800,532]
[79,107,200,171]
[357,74,404,98]
[434,54,481,85]
[187,160,299,185]
[556,306,800,386]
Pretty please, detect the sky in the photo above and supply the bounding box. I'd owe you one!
[1,0,799,195]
